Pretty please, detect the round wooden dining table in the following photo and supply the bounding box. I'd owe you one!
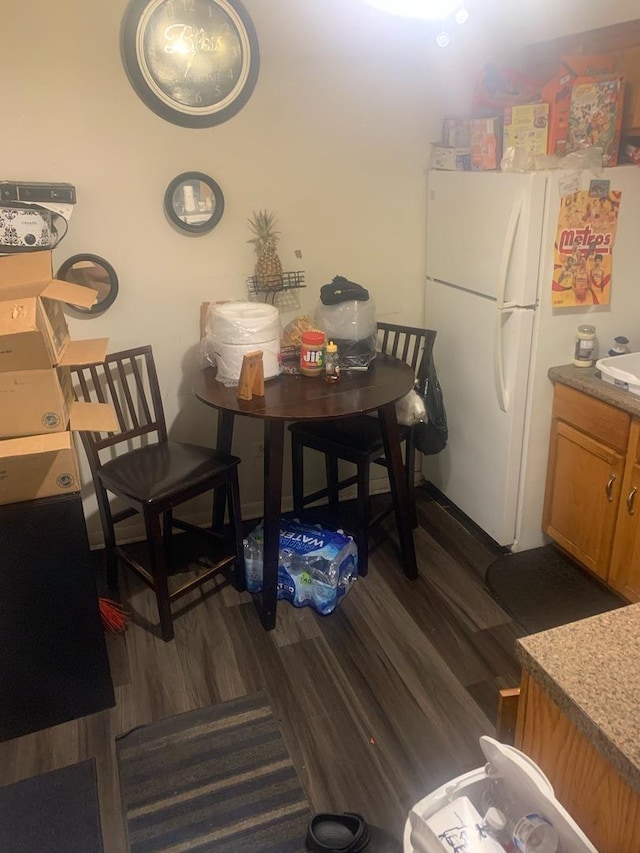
[192,353,418,630]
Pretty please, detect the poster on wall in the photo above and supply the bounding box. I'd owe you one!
[551,185,621,307]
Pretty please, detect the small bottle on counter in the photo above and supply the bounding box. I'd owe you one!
[300,330,326,377]
[574,324,596,368]
[324,340,340,382]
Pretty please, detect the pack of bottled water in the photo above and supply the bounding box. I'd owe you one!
[243,519,358,615]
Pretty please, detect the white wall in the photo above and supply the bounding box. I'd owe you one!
[3,0,638,543]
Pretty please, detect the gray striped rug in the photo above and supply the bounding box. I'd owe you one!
[116,692,310,853]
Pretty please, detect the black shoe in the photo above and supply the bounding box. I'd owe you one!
[306,812,370,852]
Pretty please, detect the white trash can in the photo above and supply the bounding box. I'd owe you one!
[404,737,597,853]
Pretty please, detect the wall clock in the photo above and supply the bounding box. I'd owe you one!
[121,0,260,128]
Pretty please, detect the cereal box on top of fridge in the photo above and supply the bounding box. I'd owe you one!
[470,117,502,170]
[541,55,616,156]
[567,74,625,167]
[503,103,549,155]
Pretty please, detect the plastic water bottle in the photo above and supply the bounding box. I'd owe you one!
[243,538,263,592]
[511,814,558,853]
[480,775,558,853]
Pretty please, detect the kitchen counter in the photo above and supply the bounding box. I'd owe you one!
[548,363,640,418]
[516,603,640,795]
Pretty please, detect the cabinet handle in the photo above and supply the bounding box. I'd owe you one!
[606,474,616,502]
[627,486,637,515]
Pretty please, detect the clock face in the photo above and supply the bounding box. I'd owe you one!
[121,0,259,127]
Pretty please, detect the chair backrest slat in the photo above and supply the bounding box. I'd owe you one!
[376,322,437,384]
[71,344,167,462]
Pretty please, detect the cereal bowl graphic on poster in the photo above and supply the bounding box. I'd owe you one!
[552,188,621,307]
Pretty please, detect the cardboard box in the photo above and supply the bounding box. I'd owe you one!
[431,145,471,171]
[541,55,616,156]
[0,251,105,372]
[0,402,117,505]
[0,431,80,505]
[0,366,73,438]
[503,103,549,155]
[470,117,502,170]
[0,334,109,437]
[568,74,625,167]
[442,117,472,148]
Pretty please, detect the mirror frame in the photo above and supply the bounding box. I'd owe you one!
[57,254,119,315]
[164,172,225,235]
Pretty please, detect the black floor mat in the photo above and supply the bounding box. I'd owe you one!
[0,759,104,852]
[485,545,626,635]
[0,495,115,742]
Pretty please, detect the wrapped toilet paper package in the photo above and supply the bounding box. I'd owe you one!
[207,301,280,344]
[202,301,281,386]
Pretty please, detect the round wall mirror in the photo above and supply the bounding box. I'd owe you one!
[164,172,225,234]
[57,254,119,314]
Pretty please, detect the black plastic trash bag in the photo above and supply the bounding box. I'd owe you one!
[414,353,448,455]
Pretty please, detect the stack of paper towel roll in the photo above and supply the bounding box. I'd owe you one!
[206,302,281,386]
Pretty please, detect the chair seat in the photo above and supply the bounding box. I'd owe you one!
[99,441,241,505]
[289,415,410,458]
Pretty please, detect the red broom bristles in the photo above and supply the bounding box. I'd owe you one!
[99,597,129,634]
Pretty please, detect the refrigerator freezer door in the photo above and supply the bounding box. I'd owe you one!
[426,170,546,306]
[423,280,534,546]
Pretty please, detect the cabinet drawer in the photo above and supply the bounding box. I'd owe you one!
[553,383,630,453]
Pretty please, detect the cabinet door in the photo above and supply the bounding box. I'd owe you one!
[544,420,624,579]
[609,421,640,601]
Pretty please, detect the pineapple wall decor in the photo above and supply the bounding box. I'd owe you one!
[247,210,284,289]
[246,209,305,301]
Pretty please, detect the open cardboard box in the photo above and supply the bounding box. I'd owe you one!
[0,401,117,505]
[0,351,110,438]
[0,250,107,372]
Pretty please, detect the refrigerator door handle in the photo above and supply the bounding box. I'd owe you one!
[496,196,523,310]
[494,307,511,413]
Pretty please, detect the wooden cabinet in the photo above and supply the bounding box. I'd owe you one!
[515,672,640,853]
[543,383,629,582]
[544,382,640,599]
[609,420,640,601]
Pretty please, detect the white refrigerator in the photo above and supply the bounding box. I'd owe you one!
[422,165,640,551]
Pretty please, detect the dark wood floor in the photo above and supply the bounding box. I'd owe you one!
[0,486,524,852]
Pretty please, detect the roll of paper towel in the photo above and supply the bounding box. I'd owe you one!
[213,337,281,386]
[209,301,280,344]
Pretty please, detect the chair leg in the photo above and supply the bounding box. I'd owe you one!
[162,509,174,565]
[146,510,174,642]
[96,483,119,589]
[227,469,246,592]
[405,436,418,528]
[325,454,340,514]
[356,461,370,577]
[291,434,305,516]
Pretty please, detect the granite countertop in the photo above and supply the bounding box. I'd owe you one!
[516,603,640,794]
[548,363,640,418]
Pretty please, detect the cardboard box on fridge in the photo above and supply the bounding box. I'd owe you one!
[470,117,502,170]
[503,103,549,155]
[541,55,616,156]
[0,396,117,504]
[442,117,472,148]
[431,145,471,171]
[0,250,102,372]
[0,342,108,438]
[0,403,117,506]
[568,74,625,167]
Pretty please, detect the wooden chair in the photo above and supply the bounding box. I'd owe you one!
[289,323,436,576]
[72,345,244,642]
